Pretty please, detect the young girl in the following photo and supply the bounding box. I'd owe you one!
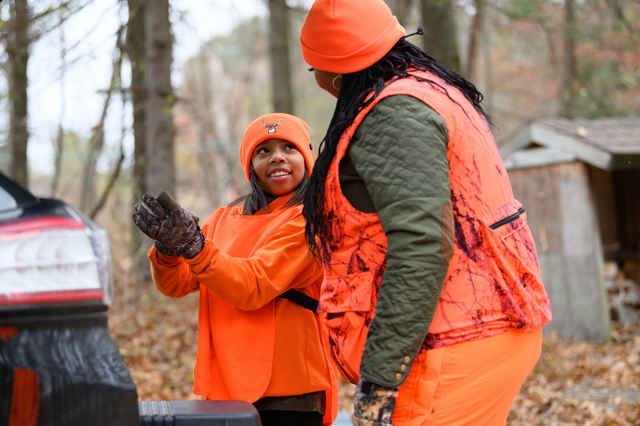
[131,113,338,426]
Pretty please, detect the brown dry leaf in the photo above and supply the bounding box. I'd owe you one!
[109,282,640,423]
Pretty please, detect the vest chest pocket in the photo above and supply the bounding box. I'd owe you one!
[488,206,526,236]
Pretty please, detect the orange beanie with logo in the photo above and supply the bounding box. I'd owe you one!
[300,0,406,74]
[239,113,316,182]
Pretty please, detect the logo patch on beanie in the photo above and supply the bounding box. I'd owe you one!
[261,119,283,135]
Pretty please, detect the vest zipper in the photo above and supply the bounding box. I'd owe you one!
[489,207,525,230]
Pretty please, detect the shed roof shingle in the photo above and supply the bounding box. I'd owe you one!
[536,117,640,154]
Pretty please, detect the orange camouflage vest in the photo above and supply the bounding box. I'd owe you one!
[319,71,552,384]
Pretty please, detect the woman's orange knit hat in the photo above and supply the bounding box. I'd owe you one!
[239,113,316,182]
[300,0,406,74]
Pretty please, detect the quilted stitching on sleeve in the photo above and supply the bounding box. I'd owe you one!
[351,95,454,387]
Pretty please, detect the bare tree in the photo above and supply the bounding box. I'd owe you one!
[421,0,460,73]
[2,0,91,188]
[90,139,126,219]
[88,36,129,221]
[80,26,124,213]
[6,0,31,188]
[268,0,294,114]
[465,0,484,81]
[50,18,66,198]
[144,0,175,197]
[50,126,64,195]
[126,0,147,201]
[560,0,576,118]
[182,52,223,208]
[126,0,150,286]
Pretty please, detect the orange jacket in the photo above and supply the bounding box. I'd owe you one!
[148,194,338,423]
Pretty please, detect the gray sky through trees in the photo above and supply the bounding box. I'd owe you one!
[0,0,270,178]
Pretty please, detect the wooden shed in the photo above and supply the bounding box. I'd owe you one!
[499,117,640,343]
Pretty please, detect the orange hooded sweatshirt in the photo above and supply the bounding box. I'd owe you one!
[148,193,338,423]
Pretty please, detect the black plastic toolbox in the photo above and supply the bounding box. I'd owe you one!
[139,400,261,426]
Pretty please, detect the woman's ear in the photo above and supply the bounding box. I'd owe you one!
[314,69,341,98]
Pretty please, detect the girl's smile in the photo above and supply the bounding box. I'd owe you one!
[252,138,306,196]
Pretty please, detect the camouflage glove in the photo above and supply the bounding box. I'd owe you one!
[154,240,180,257]
[132,191,205,259]
[353,377,398,426]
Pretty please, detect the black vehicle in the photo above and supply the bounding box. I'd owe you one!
[0,173,260,426]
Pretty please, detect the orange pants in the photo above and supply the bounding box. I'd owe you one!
[392,328,542,426]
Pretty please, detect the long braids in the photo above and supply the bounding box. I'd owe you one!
[303,38,492,259]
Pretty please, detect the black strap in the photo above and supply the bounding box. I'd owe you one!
[278,289,319,313]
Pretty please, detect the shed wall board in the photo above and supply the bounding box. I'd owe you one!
[508,161,610,342]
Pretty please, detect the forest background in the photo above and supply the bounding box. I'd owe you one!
[0,0,639,424]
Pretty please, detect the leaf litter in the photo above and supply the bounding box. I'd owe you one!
[109,288,640,424]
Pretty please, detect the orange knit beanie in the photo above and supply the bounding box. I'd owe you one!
[300,0,406,74]
[239,113,316,182]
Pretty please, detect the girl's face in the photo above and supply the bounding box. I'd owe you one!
[313,69,341,98]
[251,138,306,196]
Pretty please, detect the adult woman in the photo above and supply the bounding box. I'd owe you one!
[299,1,552,425]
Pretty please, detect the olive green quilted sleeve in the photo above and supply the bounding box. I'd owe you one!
[352,95,454,387]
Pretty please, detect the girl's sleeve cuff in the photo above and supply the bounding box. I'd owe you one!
[183,240,218,274]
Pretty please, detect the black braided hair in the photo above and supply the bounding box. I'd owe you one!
[303,38,493,259]
[228,164,309,215]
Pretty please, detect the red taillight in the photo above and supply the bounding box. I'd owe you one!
[0,216,113,309]
[0,289,106,305]
[0,216,86,234]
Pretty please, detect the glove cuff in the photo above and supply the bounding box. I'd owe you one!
[154,240,180,257]
[359,378,398,396]
[179,227,205,259]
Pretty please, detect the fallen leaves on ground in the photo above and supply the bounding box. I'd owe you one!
[508,324,640,425]
[109,288,200,401]
[109,286,640,424]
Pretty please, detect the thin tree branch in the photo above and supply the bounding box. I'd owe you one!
[0,0,93,45]
[80,24,124,212]
[89,143,125,219]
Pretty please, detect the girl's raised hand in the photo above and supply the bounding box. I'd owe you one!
[132,192,205,259]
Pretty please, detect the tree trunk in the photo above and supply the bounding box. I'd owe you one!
[268,0,294,114]
[465,0,484,81]
[127,0,147,201]
[421,0,460,73]
[560,0,576,118]
[6,0,31,188]
[51,17,66,198]
[482,26,493,113]
[144,0,175,197]
[50,125,64,197]
[127,0,150,288]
